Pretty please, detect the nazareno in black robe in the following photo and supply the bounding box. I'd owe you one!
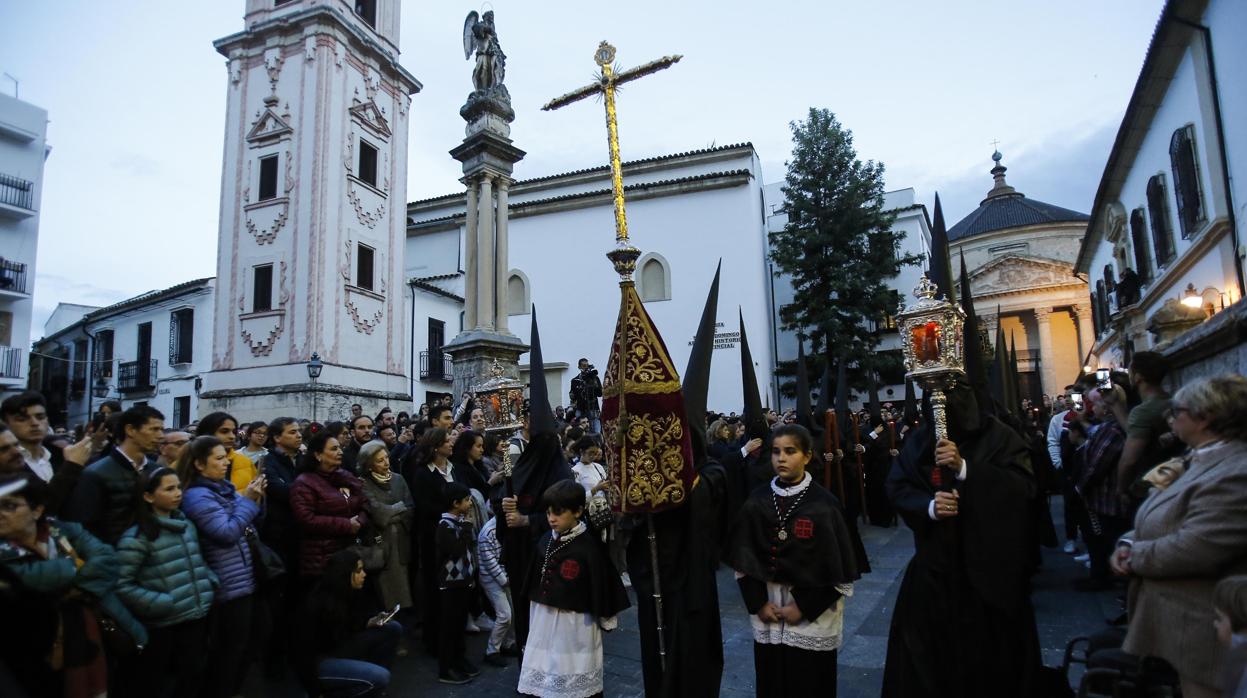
[881,388,1043,698]
[626,458,737,698]
[723,475,861,697]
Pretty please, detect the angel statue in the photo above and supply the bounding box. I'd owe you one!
[463,10,507,96]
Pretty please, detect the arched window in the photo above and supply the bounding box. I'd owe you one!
[506,269,530,316]
[636,253,672,302]
[1169,124,1205,238]
[1146,174,1176,266]
[1130,208,1152,284]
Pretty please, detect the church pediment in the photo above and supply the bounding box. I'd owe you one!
[965,254,1083,297]
[349,100,391,138]
[246,107,292,144]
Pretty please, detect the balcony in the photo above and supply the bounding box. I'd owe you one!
[117,359,157,393]
[0,173,35,219]
[0,258,28,297]
[419,350,453,382]
[0,346,22,380]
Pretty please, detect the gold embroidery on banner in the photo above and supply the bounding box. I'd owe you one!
[611,412,687,512]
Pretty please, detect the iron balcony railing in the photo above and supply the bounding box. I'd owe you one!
[118,359,158,392]
[0,346,21,379]
[0,173,34,211]
[0,258,28,294]
[419,350,453,382]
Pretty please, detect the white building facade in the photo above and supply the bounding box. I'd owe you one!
[1075,0,1247,381]
[31,279,216,430]
[407,144,777,413]
[0,93,50,397]
[200,0,421,423]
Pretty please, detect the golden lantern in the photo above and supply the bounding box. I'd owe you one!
[472,359,526,476]
[895,273,966,441]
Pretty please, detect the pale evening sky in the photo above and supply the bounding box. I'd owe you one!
[1,0,1164,344]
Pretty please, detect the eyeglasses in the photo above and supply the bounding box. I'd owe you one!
[1164,406,1192,421]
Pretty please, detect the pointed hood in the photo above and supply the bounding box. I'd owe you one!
[1009,331,1023,414]
[867,372,882,426]
[526,305,557,437]
[902,379,919,426]
[928,192,955,301]
[959,251,991,411]
[682,262,721,462]
[990,316,1013,415]
[795,336,813,431]
[834,355,851,438]
[739,309,768,440]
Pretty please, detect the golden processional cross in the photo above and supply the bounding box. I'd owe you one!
[542,42,681,278]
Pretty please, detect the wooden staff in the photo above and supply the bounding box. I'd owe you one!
[850,412,869,524]
[826,409,845,501]
[887,419,897,452]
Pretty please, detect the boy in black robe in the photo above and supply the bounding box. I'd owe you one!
[881,379,1043,697]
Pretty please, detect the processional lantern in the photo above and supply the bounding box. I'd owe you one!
[895,273,966,442]
[472,358,526,477]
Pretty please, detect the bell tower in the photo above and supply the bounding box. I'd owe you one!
[200,0,421,421]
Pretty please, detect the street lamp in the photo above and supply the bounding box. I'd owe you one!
[1181,283,1203,309]
[307,352,323,422]
[92,377,110,399]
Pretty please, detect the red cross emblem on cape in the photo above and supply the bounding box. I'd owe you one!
[560,559,581,581]
[793,517,815,540]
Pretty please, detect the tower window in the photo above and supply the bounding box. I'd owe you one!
[354,0,376,28]
[358,140,378,187]
[258,154,279,201]
[357,244,375,291]
[253,264,273,312]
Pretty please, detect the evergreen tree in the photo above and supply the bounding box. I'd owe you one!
[769,108,922,386]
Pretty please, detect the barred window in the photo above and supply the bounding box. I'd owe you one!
[1146,175,1176,266]
[169,309,194,365]
[1129,208,1152,284]
[1169,125,1206,237]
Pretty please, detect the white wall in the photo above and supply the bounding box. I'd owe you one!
[0,93,49,394]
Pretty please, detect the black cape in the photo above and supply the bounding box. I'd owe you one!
[524,525,629,620]
[881,416,1042,697]
[724,477,860,591]
[627,460,737,698]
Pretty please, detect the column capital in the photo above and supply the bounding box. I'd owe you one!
[1033,306,1054,322]
[1071,303,1092,319]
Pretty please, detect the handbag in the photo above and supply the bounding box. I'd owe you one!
[351,534,386,571]
[244,526,286,583]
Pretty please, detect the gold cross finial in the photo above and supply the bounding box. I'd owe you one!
[544,43,681,278]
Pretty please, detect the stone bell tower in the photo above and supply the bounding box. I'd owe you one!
[200,0,421,421]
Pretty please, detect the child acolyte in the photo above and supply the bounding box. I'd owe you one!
[518,479,630,698]
[724,424,861,697]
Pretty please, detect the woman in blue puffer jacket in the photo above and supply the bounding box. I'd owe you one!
[116,466,217,698]
[177,436,266,698]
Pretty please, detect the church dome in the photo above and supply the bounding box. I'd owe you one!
[947,151,1089,241]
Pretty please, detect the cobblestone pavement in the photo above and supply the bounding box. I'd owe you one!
[248,503,1120,696]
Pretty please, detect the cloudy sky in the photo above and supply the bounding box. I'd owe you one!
[2,0,1163,344]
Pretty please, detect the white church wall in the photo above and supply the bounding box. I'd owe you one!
[408,288,462,407]
[1206,0,1247,252]
[504,178,772,414]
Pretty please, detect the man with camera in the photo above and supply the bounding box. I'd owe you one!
[569,358,602,433]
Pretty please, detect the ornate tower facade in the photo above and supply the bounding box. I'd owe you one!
[201,0,421,421]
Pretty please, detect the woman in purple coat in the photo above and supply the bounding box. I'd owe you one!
[291,431,370,579]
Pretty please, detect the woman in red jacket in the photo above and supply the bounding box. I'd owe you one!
[290,431,370,580]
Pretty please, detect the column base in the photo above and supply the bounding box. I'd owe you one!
[443,330,529,398]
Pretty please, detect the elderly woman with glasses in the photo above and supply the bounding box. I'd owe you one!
[1110,375,1247,698]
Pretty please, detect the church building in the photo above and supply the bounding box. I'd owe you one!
[952,152,1093,401]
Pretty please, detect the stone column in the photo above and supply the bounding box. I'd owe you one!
[981,312,999,346]
[1073,304,1094,362]
[463,181,479,330]
[494,178,511,333]
[1034,307,1057,397]
[476,174,495,330]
